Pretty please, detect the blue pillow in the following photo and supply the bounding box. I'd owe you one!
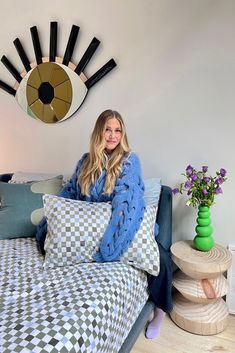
[143,178,161,206]
[0,177,63,240]
[143,178,161,239]
[154,223,159,237]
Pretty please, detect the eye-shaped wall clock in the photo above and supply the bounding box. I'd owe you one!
[0,22,117,123]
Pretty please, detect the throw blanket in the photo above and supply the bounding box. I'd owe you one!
[37,152,145,262]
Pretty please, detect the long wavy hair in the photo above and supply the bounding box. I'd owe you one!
[78,109,131,196]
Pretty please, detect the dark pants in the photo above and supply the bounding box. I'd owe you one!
[147,242,173,313]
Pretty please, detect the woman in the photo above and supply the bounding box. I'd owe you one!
[36,109,172,338]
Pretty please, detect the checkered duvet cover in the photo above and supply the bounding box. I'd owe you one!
[0,238,148,353]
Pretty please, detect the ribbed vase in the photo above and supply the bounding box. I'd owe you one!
[193,205,214,251]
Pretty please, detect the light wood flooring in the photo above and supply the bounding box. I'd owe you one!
[131,314,235,353]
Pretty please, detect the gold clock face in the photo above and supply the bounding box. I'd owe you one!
[16,61,88,123]
[26,62,72,123]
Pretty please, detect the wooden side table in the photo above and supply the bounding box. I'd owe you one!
[170,240,232,335]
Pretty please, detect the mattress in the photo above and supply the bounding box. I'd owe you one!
[0,238,148,353]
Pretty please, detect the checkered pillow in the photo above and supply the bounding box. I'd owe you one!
[43,194,159,275]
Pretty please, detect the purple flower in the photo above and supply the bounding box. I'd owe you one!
[203,177,210,183]
[220,168,226,177]
[186,165,193,175]
[173,164,227,206]
[185,181,192,188]
[215,187,223,194]
[215,176,224,185]
[172,188,180,195]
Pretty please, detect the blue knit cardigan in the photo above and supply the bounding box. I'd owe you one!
[36,152,145,262]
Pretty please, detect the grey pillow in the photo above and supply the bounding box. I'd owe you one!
[43,194,160,276]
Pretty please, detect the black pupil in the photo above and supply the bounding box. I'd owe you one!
[38,82,54,104]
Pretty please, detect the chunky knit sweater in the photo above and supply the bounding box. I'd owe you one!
[36,152,145,262]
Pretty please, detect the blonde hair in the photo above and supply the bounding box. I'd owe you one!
[78,109,131,196]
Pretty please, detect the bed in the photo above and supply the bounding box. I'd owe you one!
[0,173,172,353]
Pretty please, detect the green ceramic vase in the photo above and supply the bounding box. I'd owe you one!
[193,205,214,251]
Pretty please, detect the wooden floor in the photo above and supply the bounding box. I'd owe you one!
[131,314,235,353]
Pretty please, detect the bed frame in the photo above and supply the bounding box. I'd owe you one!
[0,174,172,353]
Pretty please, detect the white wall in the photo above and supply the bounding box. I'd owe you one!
[0,0,235,247]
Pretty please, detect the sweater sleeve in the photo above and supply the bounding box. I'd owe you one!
[94,153,145,262]
[35,153,88,254]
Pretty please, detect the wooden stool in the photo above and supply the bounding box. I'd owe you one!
[170,240,232,335]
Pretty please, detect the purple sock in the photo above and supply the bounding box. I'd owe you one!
[145,308,165,339]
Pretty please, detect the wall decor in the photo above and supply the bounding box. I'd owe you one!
[0,22,117,123]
